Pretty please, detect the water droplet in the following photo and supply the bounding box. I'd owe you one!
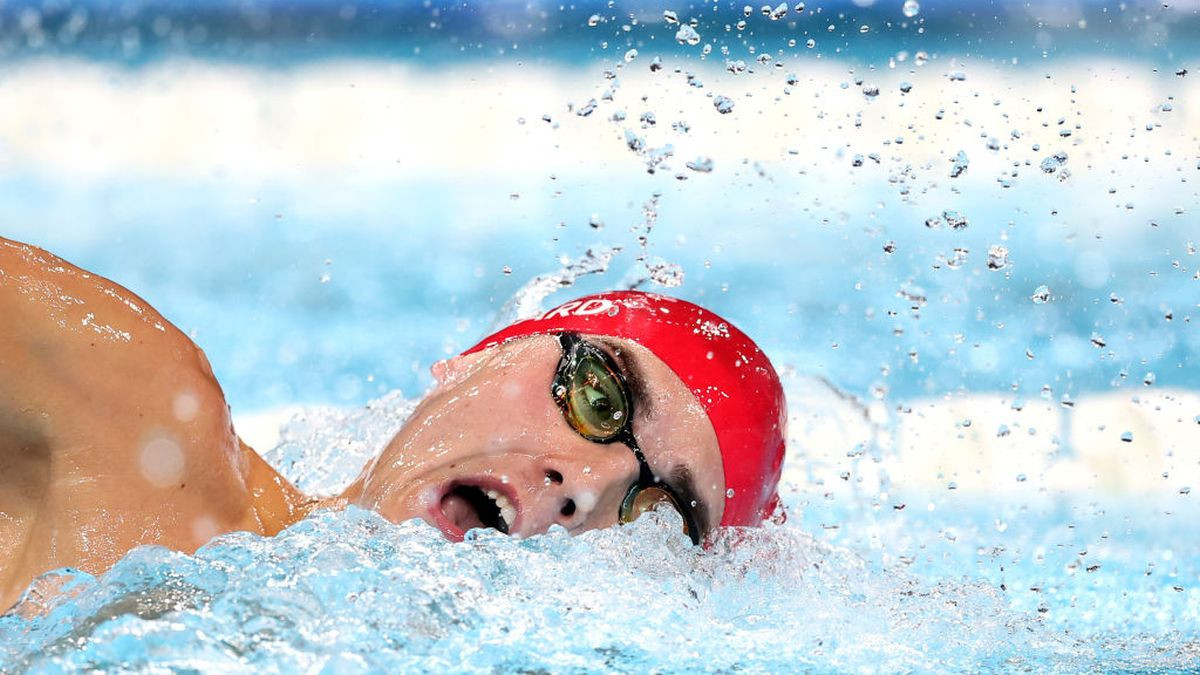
[942,209,968,229]
[662,9,679,24]
[794,2,805,11]
[713,95,735,114]
[501,266,512,276]
[883,241,896,254]
[914,50,928,66]
[587,14,601,27]
[743,5,753,17]
[1040,151,1068,173]
[1030,284,1052,304]
[769,2,788,20]
[675,25,701,46]
[1090,333,1107,348]
[1143,372,1156,386]
[589,213,604,229]
[646,259,685,288]
[624,129,645,152]
[624,48,638,62]
[1120,431,1134,443]
[862,83,880,98]
[575,99,597,117]
[997,424,1011,437]
[902,0,920,17]
[686,156,714,173]
[649,55,663,72]
[948,70,967,81]
[986,245,1010,270]
[945,247,969,269]
[859,24,870,33]
[726,488,736,498]
[899,81,913,93]
[949,150,969,178]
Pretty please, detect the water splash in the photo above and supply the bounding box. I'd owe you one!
[489,246,624,326]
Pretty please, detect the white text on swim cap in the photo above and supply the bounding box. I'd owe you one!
[540,298,616,320]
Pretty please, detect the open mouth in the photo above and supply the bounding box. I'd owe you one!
[438,483,517,535]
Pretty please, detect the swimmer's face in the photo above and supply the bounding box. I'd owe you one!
[344,334,725,542]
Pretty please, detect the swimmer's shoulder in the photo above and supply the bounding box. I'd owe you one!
[0,235,252,518]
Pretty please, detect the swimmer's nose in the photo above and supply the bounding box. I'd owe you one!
[537,443,639,530]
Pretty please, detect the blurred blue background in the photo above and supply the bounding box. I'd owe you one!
[0,0,1195,415]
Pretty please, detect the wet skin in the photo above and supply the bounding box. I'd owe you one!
[0,237,724,610]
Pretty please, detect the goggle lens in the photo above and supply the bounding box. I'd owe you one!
[620,484,694,541]
[555,349,629,441]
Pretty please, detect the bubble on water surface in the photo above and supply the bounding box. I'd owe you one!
[902,0,920,17]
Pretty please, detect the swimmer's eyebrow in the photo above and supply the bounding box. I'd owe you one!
[595,337,657,421]
[668,464,710,538]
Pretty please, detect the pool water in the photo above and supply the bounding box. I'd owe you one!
[1,0,1198,672]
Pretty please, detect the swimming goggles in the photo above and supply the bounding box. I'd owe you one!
[551,331,702,545]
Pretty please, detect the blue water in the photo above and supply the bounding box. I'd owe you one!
[2,0,1199,671]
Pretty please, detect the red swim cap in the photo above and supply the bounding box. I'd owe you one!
[463,290,786,528]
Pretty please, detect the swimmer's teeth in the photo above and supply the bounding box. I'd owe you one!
[485,489,517,530]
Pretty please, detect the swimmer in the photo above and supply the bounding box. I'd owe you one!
[0,237,786,609]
